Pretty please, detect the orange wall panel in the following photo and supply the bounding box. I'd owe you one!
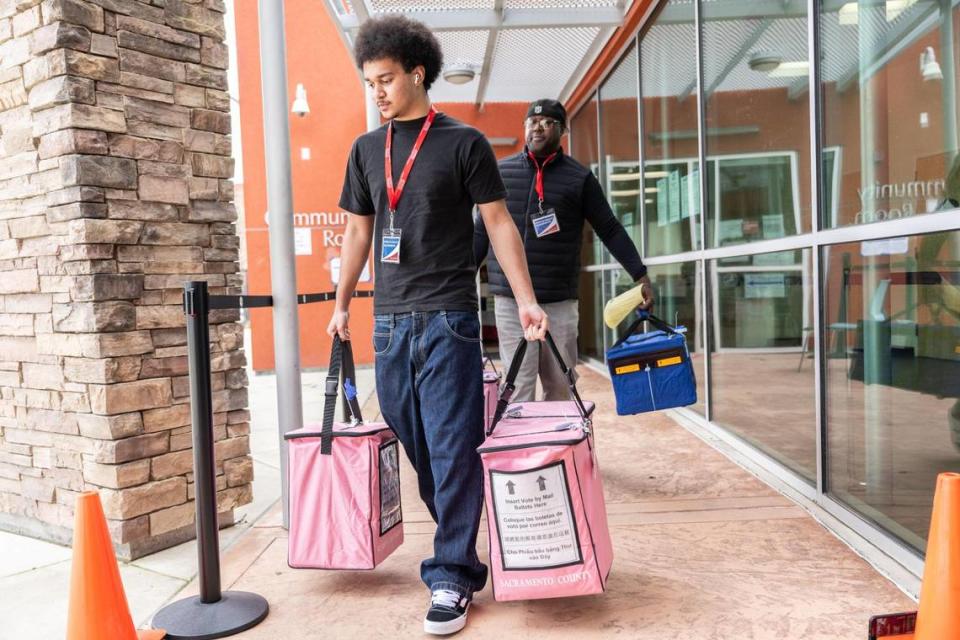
[439,102,528,159]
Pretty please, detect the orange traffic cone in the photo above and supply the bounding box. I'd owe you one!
[912,472,960,639]
[66,491,165,640]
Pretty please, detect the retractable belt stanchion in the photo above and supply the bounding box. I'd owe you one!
[152,283,374,639]
[152,282,270,639]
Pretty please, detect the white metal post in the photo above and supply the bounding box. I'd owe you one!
[258,0,303,529]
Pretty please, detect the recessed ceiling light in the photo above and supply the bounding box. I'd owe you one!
[748,51,782,73]
[442,63,476,85]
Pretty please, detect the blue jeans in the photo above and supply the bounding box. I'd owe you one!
[373,311,487,596]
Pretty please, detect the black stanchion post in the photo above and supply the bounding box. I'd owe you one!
[187,280,220,603]
[151,281,269,639]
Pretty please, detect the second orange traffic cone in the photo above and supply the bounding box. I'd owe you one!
[911,472,960,639]
[66,491,165,640]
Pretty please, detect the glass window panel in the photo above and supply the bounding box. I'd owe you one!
[825,231,960,551]
[702,1,813,246]
[578,270,604,361]
[709,249,817,481]
[600,43,641,261]
[570,93,604,265]
[820,2,960,228]
[642,0,702,256]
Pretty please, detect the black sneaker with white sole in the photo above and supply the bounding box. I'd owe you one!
[423,588,471,635]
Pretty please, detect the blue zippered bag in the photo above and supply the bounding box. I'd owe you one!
[605,311,697,415]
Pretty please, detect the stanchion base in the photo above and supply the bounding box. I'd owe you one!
[152,591,269,640]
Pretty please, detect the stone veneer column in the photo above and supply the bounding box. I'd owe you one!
[0,0,252,560]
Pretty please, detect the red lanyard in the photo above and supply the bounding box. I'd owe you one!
[527,150,558,210]
[385,107,437,227]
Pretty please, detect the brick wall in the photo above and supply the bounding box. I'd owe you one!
[0,0,252,560]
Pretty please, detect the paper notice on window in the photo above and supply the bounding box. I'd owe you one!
[762,214,785,239]
[490,462,582,570]
[657,177,668,227]
[861,237,909,256]
[294,227,312,255]
[753,251,795,267]
[379,441,402,534]
[688,168,700,218]
[668,171,681,223]
[719,219,743,244]
[680,175,689,219]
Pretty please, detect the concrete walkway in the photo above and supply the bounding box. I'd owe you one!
[160,365,916,640]
[0,344,917,640]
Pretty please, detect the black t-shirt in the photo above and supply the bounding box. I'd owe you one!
[339,112,507,314]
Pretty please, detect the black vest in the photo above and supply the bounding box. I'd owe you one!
[487,149,591,303]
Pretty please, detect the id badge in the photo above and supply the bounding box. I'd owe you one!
[381,228,402,264]
[532,208,561,238]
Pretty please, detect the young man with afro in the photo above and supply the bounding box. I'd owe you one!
[329,15,549,635]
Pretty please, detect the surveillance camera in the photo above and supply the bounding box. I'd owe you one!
[291,83,310,117]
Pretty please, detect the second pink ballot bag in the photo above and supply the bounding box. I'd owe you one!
[478,333,613,602]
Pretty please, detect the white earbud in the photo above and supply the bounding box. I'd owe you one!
[415,74,421,84]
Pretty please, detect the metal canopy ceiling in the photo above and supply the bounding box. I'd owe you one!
[325,0,958,107]
[643,0,956,100]
[323,0,633,105]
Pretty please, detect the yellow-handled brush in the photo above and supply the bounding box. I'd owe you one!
[603,282,648,328]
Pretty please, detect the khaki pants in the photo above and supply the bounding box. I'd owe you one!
[494,296,579,402]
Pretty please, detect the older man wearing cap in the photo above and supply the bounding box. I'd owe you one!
[474,98,653,402]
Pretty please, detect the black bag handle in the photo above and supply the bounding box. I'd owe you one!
[487,331,588,435]
[320,336,364,455]
[611,310,680,350]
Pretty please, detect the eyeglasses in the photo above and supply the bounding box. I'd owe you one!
[525,117,562,130]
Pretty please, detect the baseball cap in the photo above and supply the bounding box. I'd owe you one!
[526,99,567,127]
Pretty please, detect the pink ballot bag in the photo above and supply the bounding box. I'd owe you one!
[478,333,613,602]
[285,337,403,569]
[482,356,501,434]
